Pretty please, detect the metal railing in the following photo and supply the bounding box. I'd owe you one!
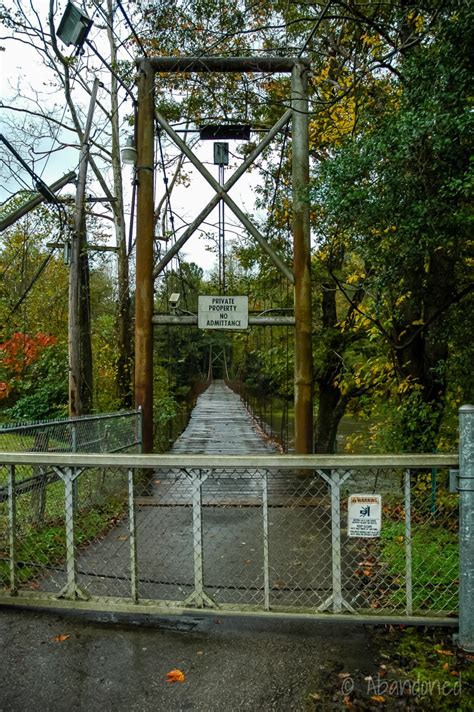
[0,410,142,454]
[0,449,465,628]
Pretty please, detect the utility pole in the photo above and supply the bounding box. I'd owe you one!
[69,77,100,417]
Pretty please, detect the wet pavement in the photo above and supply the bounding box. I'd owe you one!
[0,606,379,711]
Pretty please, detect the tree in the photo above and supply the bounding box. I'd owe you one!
[0,0,135,410]
[311,1,474,450]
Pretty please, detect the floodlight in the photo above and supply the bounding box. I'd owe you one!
[57,1,93,48]
[121,135,137,166]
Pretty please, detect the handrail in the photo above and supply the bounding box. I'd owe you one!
[0,452,458,469]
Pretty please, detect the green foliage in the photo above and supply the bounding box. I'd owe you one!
[308,1,474,451]
[381,627,473,711]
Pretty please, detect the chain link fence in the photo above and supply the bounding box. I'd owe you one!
[0,410,142,454]
[0,453,461,622]
[0,411,141,593]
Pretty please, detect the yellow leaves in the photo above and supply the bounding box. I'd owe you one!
[166,669,186,683]
[407,10,425,33]
[309,99,357,149]
[361,32,380,48]
[360,32,383,58]
[346,273,365,285]
[53,634,70,642]
[395,292,411,307]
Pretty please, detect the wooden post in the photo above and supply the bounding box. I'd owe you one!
[292,63,313,453]
[134,60,155,452]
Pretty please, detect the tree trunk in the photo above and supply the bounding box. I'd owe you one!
[107,0,133,408]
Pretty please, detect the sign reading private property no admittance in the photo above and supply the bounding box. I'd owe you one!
[348,494,382,538]
[198,295,248,330]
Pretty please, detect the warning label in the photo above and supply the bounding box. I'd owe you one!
[347,494,382,538]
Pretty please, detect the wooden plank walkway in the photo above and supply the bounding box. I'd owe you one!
[170,380,276,455]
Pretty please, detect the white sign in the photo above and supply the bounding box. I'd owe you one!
[348,494,382,538]
[198,295,248,330]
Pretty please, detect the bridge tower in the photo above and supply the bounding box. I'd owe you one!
[134,57,313,453]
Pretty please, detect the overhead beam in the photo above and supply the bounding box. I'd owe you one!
[152,315,295,326]
[143,57,304,74]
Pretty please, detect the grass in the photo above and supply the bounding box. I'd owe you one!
[380,520,458,613]
[0,472,128,588]
[375,626,474,711]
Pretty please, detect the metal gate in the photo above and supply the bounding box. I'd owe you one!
[0,450,462,627]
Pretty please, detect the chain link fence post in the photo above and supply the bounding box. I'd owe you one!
[7,465,17,594]
[459,405,474,652]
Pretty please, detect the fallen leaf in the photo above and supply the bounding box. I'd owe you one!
[116,536,128,541]
[435,648,454,656]
[343,695,355,709]
[196,651,204,656]
[154,480,161,484]
[53,634,70,643]
[244,559,252,564]
[379,664,387,678]
[450,670,460,677]
[308,692,321,701]
[442,662,450,670]
[273,579,287,590]
[166,669,185,683]
[370,694,385,703]
[338,672,351,679]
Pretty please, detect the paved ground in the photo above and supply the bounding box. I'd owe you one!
[0,606,380,712]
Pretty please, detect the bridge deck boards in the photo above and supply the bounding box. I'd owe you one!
[170,380,276,455]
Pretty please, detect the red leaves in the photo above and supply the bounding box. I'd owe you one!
[0,332,56,374]
[0,332,57,398]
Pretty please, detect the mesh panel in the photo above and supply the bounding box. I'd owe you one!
[0,411,141,454]
[0,462,459,619]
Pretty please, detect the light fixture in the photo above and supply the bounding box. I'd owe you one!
[121,135,137,166]
[57,1,93,49]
